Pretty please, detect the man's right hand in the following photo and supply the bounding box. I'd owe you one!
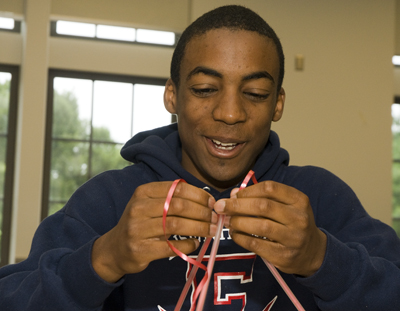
[91,181,217,283]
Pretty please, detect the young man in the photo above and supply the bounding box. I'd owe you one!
[1,5,400,311]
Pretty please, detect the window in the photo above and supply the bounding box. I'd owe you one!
[392,100,400,235]
[0,64,19,267]
[42,70,171,218]
[0,17,21,33]
[51,20,177,46]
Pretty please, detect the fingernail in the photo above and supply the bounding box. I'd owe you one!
[214,200,226,213]
[230,188,239,198]
[208,196,216,208]
[223,216,231,227]
[209,224,217,236]
[211,212,218,224]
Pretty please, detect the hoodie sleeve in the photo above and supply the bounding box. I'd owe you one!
[0,171,133,310]
[290,167,400,310]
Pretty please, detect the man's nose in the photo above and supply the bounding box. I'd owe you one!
[212,90,247,125]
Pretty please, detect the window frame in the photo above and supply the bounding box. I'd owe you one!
[50,20,180,48]
[393,97,400,234]
[0,64,19,267]
[42,69,169,220]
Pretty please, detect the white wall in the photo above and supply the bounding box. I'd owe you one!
[192,1,394,227]
[0,0,395,261]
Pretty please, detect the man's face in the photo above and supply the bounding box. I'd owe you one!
[164,28,285,191]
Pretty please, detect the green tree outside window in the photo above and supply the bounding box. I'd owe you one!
[49,89,129,216]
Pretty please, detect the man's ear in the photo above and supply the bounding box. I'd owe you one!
[272,87,285,122]
[164,79,178,114]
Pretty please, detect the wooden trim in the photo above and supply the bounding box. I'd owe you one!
[0,64,19,267]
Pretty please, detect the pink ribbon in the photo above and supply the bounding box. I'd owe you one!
[163,172,305,311]
[241,172,305,311]
[162,179,210,311]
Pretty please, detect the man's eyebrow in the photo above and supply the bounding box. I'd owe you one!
[242,71,275,84]
[185,67,275,85]
[186,66,223,81]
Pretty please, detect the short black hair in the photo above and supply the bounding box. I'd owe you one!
[170,5,285,92]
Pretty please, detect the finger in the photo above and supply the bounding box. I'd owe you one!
[230,187,240,198]
[158,238,201,259]
[135,217,217,239]
[133,197,216,223]
[229,230,324,276]
[133,238,201,264]
[229,231,288,267]
[135,181,214,207]
[215,197,298,225]
[228,216,293,244]
[236,181,304,206]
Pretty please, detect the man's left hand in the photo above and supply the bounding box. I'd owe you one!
[214,181,327,277]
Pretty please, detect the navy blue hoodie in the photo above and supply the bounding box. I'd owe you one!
[1,124,400,310]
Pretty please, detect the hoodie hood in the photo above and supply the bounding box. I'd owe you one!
[121,123,289,190]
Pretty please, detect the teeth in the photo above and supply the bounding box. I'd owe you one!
[212,139,238,150]
[212,139,237,146]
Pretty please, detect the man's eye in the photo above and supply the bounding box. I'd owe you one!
[190,88,217,97]
[244,92,269,101]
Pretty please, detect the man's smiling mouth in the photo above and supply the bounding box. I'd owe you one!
[211,139,239,150]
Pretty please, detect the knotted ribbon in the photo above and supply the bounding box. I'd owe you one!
[163,171,305,311]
